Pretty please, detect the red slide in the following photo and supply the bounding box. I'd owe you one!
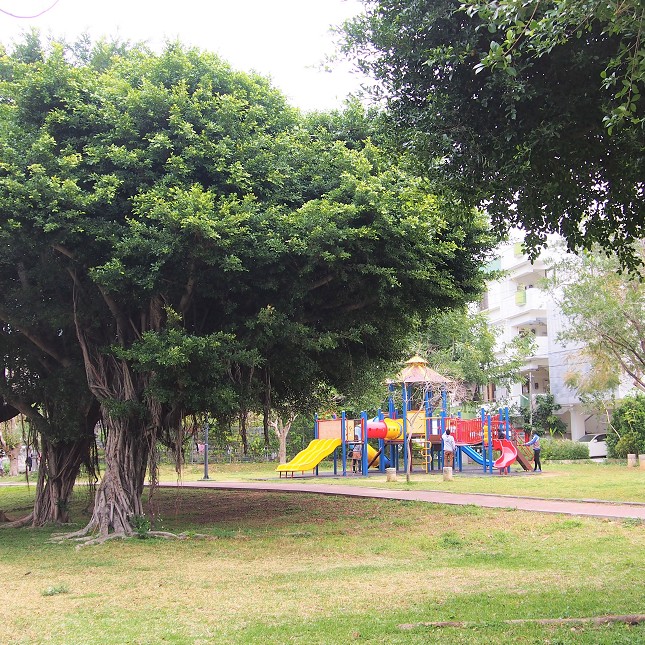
[492,438,518,469]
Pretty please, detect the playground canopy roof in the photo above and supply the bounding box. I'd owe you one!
[392,355,451,385]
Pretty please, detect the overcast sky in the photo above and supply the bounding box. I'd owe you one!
[0,0,367,111]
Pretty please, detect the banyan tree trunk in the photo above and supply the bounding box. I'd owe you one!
[80,411,151,539]
[2,436,92,529]
[8,445,20,476]
[32,435,93,526]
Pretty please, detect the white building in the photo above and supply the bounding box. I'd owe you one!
[479,236,611,439]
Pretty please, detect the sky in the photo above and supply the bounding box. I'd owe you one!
[0,0,367,111]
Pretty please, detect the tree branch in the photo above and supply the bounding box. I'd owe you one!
[0,306,72,368]
[51,243,75,259]
[179,262,197,315]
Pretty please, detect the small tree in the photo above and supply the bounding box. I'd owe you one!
[271,413,298,465]
[549,245,645,392]
[414,308,536,402]
[524,393,567,436]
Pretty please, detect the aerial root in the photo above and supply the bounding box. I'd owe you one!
[49,525,198,546]
[0,513,34,529]
[74,532,129,549]
[399,614,645,630]
[147,530,187,539]
[49,524,99,542]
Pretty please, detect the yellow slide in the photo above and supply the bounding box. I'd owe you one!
[276,438,342,473]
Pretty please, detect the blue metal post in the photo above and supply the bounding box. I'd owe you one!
[441,388,447,433]
[487,415,494,474]
[480,408,486,473]
[504,406,513,475]
[402,382,409,475]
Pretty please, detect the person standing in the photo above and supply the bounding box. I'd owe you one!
[523,430,542,471]
[352,435,362,473]
[442,428,456,468]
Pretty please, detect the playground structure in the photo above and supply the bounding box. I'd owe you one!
[277,356,534,477]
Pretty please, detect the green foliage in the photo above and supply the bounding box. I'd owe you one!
[413,308,535,399]
[114,328,241,416]
[0,33,493,491]
[462,0,644,132]
[130,514,151,539]
[613,433,643,459]
[540,438,590,461]
[550,247,645,394]
[523,393,567,436]
[609,395,645,457]
[0,422,22,450]
[342,0,645,267]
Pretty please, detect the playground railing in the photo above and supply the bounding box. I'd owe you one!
[453,418,483,445]
[452,417,523,447]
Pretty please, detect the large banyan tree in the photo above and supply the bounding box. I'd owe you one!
[0,37,493,543]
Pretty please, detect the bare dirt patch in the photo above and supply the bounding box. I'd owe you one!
[144,487,372,530]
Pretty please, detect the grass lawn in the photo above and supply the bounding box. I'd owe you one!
[159,459,645,503]
[1,473,644,644]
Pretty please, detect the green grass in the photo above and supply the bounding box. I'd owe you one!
[161,459,645,503]
[9,457,644,503]
[1,480,645,644]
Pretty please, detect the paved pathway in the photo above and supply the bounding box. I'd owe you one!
[162,481,645,521]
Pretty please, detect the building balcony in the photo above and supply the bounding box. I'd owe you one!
[503,287,547,319]
[527,335,549,359]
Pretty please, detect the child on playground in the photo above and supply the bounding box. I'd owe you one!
[352,435,362,473]
[443,428,456,468]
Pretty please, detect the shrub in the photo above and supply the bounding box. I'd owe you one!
[609,395,645,457]
[523,393,567,436]
[130,514,151,538]
[612,433,644,458]
[540,438,589,461]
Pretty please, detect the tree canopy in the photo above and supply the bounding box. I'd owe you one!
[0,36,492,540]
[342,0,645,267]
[548,242,645,395]
[462,0,644,133]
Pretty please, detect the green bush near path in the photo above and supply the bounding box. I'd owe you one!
[0,484,644,644]
[540,437,590,461]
